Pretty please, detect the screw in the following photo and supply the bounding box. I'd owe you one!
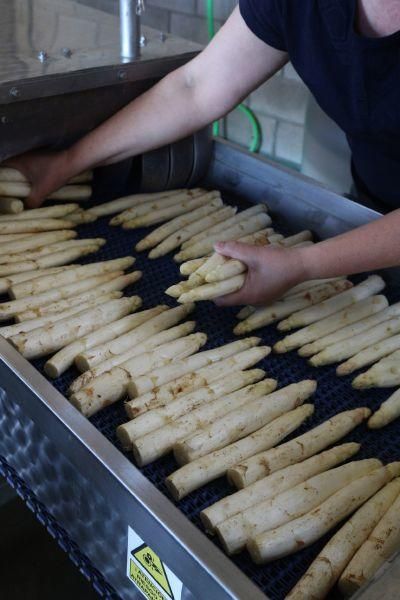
[61,47,72,58]
[159,32,167,43]
[37,50,48,63]
[0,116,8,124]
[118,70,127,80]
[140,35,147,47]
[9,87,19,98]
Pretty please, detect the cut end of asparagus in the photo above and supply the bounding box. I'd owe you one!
[44,362,59,379]
[165,476,181,502]
[116,423,134,451]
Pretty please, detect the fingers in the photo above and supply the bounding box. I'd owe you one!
[214,289,248,307]
[25,190,43,209]
[214,241,259,264]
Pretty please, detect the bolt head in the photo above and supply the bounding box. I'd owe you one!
[37,50,48,62]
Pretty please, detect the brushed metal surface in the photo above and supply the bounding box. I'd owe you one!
[0,0,200,104]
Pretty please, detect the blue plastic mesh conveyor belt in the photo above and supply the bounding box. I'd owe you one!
[2,193,400,599]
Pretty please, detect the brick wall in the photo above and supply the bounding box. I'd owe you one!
[78,0,310,168]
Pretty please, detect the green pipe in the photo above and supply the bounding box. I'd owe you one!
[206,0,262,152]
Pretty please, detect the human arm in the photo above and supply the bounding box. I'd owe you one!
[7,7,287,206]
[214,209,400,306]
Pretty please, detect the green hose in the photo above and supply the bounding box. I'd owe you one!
[206,0,262,152]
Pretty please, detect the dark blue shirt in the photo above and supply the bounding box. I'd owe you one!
[240,0,400,209]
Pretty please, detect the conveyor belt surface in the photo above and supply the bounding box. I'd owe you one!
[3,195,400,599]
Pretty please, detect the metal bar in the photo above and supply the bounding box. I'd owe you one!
[120,0,141,60]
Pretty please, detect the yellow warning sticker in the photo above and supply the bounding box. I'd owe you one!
[127,527,183,600]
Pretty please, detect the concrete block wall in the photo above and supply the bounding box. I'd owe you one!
[78,0,310,168]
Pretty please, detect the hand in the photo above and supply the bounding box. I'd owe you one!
[5,149,70,208]
[213,241,307,306]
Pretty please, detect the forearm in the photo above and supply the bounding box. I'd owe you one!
[65,66,220,176]
[297,210,400,280]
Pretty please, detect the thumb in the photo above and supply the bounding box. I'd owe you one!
[25,188,44,209]
[214,241,257,263]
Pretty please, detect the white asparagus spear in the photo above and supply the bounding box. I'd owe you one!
[278,231,313,247]
[310,316,400,367]
[0,266,76,295]
[166,404,314,501]
[131,379,278,465]
[147,206,236,257]
[0,246,101,278]
[286,478,400,600]
[10,297,138,360]
[0,167,92,185]
[175,380,317,464]
[65,210,98,225]
[0,181,90,200]
[352,349,400,389]
[129,340,270,398]
[0,197,24,214]
[228,407,371,489]
[44,297,143,377]
[110,190,209,225]
[0,271,126,320]
[15,272,140,321]
[237,306,256,320]
[174,213,272,262]
[0,239,105,265]
[339,483,400,596]
[180,205,266,250]
[0,218,75,234]
[201,443,360,533]
[70,333,207,417]
[217,459,382,555]
[282,278,345,298]
[15,272,141,321]
[87,189,196,217]
[180,257,208,276]
[112,190,213,226]
[10,257,134,298]
[127,371,268,463]
[278,275,386,332]
[123,195,215,229]
[75,303,194,371]
[368,389,400,429]
[68,321,196,395]
[278,295,389,354]
[298,298,396,357]
[338,332,400,376]
[0,230,77,255]
[235,280,353,335]
[178,275,246,303]
[0,292,123,339]
[0,204,78,222]
[47,185,92,201]
[120,349,270,443]
[165,280,196,298]
[125,338,263,415]
[247,463,400,564]
[0,233,31,241]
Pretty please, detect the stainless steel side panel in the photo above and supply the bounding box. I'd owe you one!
[206,140,381,239]
[0,339,265,600]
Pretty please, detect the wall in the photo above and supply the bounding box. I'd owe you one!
[78,0,310,170]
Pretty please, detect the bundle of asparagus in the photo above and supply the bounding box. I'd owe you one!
[287,477,400,599]
[1,257,143,379]
[166,229,314,303]
[0,167,93,204]
[247,462,400,564]
[163,380,317,500]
